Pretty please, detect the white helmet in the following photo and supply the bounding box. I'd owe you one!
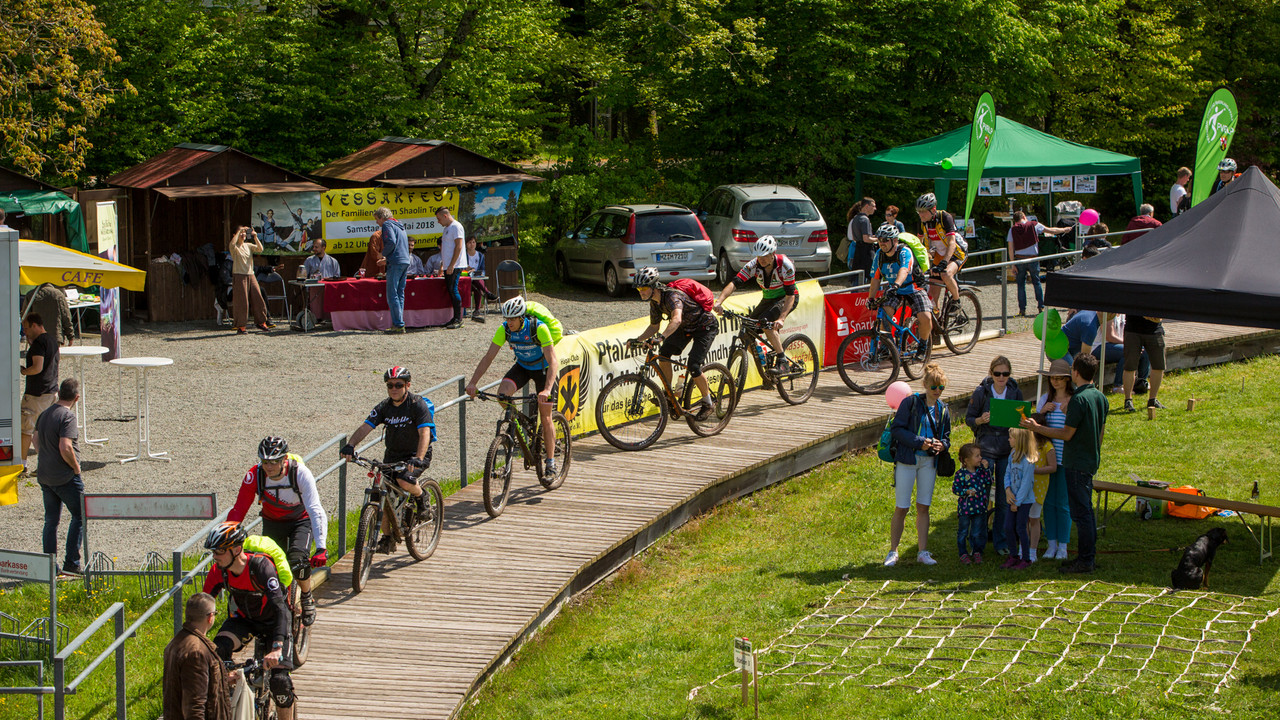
[916,193,937,211]
[634,266,661,288]
[752,236,777,257]
[500,296,526,318]
[1218,158,1237,173]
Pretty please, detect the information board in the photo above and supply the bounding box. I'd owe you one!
[83,493,217,520]
[0,548,55,582]
[734,637,754,673]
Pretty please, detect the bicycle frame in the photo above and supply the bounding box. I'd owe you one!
[876,303,922,355]
[487,394,541,468]
[632,343,696,418]
[726,315,774,381]
[359,463,415,542]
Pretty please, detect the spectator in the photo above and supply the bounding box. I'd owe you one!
[1021,352,1108,574]
[375,206,411,334]
[19,313,59,471]
[28,283,74,345]
[162,592,233,720]
[845,197,876,282]
[228,226,273,334]
[436,207,468,329]
[1061,310,1149,392]
[1122,204,1162,245]
[302,238,340,279]
[885,362,951,567]
[965,356,1022,556]
[424,251,444,277]
[1035,359,1074,561]
[36,379,83,575]
[883,205,906,234]
[951,443,992,565]
[1123,314,1166,412]
[359,228,383,278]
[1211,158,1237,196]
[1170,167,1191,216]
[466,236,499,322]
[1006,211,1069,316]
[407,250,425,277]
[1002,428,1039,570]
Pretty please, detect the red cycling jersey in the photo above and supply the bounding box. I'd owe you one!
[203,552,292,645]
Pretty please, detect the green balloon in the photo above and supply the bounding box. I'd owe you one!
[941,158,953,170]
[1033,309,1062,340]
[1045,331,1069,359]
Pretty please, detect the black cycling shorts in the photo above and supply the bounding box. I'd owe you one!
[750,295,794,324]
[261,517,312,571]
[504,363,548,394]
[660,328,716,378]
[218,616,295,671]
[929,257,964,276]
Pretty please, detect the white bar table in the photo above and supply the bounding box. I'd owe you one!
[60,345,110,447]
[108,356,173,463]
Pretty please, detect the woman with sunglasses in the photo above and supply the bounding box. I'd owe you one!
[885,362,951,567]
[964,356,1024,556]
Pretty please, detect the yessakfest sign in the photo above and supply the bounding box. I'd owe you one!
[320,187,461,254]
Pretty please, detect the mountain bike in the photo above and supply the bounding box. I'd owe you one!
[475,390,571,518]
[720,308,818,405]
[346,454,444,593]
[928,278,983,354]
[288,582,309,668]
[836,295,932,393]
[594,337,737,451]
[226,657,288,720]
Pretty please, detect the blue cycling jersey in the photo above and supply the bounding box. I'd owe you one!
[493,317,554,371]
[871,245,918,295]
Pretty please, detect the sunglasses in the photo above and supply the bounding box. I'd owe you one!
[992,371,1011,377]
[929,385,946,391]
[386,382,406,389]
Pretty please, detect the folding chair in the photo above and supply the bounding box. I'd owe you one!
[259,271,290,323]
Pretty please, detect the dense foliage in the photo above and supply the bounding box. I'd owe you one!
[5,0,1279,232]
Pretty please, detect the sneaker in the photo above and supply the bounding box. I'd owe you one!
[1123,399,1136,413]
[916,551,937,566]
[1059,560,1095,574]
[471,313,486,323]
[444,319,463,330]
[1055,547,1070,560]
[1147,397,1166,410]
[694,400,714,421]
[972,551,983,564]
[543,458,558,478]
[1012,559,1032,570]
[884,551,899,567]
[485,292,500,302]
[375,536,397,555]
[1001,556,1020,569]
[1028,550,1037,563]
[300,591,317,626]
[959,554,972,565]
[996,547,1009,556]
[60,562,83,576]
[384,326,405,334]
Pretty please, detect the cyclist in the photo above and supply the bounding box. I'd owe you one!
[340,366,435,554]
[631,267,718,420]
[465,296,561,477]
[915,193,966,313]
[202,521,298,720]
[227,436,327,626]
[713,236,797,372]
[866,223,933,352]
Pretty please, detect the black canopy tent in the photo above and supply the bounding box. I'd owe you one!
[1046,167,1280,330]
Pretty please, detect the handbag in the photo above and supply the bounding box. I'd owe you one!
[923,398,956,477]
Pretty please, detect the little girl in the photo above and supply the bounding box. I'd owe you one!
[952,443,993,564]
[1002,429,1039,570]
[1027,419,1058,562]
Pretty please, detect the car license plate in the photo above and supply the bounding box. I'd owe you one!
[777,236,802,247]
[656,252,689,262]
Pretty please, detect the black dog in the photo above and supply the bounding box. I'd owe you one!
[1171,528,1229,590]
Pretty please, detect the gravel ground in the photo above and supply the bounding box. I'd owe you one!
[2,274,1041,568]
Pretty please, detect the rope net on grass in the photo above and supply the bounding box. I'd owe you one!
[689,579,1278,703]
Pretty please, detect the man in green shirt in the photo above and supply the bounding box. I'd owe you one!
[1022,353,1108,573]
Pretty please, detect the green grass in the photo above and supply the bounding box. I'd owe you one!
[459,355,1280,720]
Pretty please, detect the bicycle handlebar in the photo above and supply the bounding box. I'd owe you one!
[474,390,538,402]
[345,452,413,474]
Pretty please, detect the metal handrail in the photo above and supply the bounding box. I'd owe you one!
[0,660,48,720]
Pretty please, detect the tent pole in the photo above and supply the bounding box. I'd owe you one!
[1131,172,1144,214]
[934,180,950,211]
[1099,313,1107,390]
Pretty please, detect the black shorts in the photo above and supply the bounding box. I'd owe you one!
[659,327,716,378]
[750,294,794,324]
[504,363,548,393]
[261,517,312,571]
[929,257,964,276]
[218,615,295,671]
[1124,331,1166,371]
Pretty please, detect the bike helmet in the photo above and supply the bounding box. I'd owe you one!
[204,521,248,551]
[634,266,661,288]
[500,296,527,318]
[875,223,901,242]
[752,236,777,256]
[915,193,938,211]
[257,436,288,461]
[383,366,411,383]
[1218,157,1237,172]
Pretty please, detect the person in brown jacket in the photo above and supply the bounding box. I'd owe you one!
[163,592,233,720]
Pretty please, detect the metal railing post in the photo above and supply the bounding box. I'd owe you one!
[458,378,468,488]
[113,609,125,720]
[337,434,348,555]
[53,656,64,720]
[1000,247,1009,334]
[171,549,183,637]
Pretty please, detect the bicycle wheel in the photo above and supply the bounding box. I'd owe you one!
[405,480,443,561]
[728,346,751,406]
[595,373,668,451]
[836,330,900,393]
[350,503,380,594]
[482,431,514,517]
[941,288,983,355]
[536,411,572,490]
[900,318,932,380]
[686,362,737,437]
[290,583,309,668]
[774,333,818,405]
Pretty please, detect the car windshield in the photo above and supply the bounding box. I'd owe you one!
[634,213,703,243]
[741,199,821,223]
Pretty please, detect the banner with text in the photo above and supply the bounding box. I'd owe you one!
[1191,88,1238,207]
[320,187,460,254]
[964,92,996,221]
[822,292,877,367]
[251,192,323,255]
[96,201,122,361]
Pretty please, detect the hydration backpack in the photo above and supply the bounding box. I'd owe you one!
[524,300,564,344]
[666,278,715,312]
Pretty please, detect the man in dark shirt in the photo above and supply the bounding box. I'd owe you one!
[28,283,75,345]
[36,379,83,574]
[631,268,719,420]
[19,313,59,470]
[1122,314,1167,412]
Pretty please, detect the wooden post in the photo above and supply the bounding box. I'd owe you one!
[741,667,749,706]
[752,650,759,718]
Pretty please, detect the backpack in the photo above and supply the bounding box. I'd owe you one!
[667,278,715,312]
[524,300,563,344]
[876,416,897,462]
[898,232,931,274]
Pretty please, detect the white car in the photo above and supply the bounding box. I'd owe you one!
[695,184,832,285]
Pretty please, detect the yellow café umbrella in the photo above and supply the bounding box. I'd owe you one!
[18,240,147,292]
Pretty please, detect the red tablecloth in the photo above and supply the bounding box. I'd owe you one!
[322,277,471,330]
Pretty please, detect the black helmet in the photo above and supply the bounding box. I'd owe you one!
[384,366,411,383]
[204,521,248,551]
[258,436,288,461]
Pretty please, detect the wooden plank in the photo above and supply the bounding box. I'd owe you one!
[1094,480,1280,517]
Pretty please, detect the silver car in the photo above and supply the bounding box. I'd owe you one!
[553,204,716,296]
[696,184,832,285]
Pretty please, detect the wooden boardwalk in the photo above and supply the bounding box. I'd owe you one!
[293,322,1279,720]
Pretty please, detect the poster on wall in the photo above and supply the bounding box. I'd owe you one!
[977,178,1002,196]
[1051,176,1074,193]
[1026,176,1050,194]
[461,182,523,244]
[96,202,122,361]
[251,192,322,255]
[1073,175,1097,193]
[1008,177,1028,193]
[320,187,460,254]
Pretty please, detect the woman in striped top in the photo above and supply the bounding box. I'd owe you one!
[1036,358,1074,560]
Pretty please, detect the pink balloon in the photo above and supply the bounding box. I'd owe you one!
[1079,209,1099,226]
[886,381,912,410]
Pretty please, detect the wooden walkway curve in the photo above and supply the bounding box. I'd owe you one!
[293,322,1280,720]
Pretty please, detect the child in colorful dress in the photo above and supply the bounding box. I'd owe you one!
[1027,416,1058,562]
[1003,429,1039,569]
[952,443,993,564]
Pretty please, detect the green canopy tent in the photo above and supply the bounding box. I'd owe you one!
[855,116,1143,214]
[0,167,89,253]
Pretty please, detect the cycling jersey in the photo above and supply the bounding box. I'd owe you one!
[228,454,328,551]
[871,245,921,295]
[366,392,437,463]
[203,552,292,647]
[921,209,966,266]
[650,288,717,333]
[734,254,798,299]
[492,317,554,371]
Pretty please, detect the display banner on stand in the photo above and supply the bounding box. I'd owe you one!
[96,201,122,361]
[964,91,996,222]
[1191,88,1238,207]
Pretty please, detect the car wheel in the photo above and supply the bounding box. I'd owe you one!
[555,253,571,283]
[604,264,626,297]
[716,251,734,287]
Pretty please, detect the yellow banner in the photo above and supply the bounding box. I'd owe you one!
[549,280,825,436]
[320,187,461,254]
[0,465,21,505]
